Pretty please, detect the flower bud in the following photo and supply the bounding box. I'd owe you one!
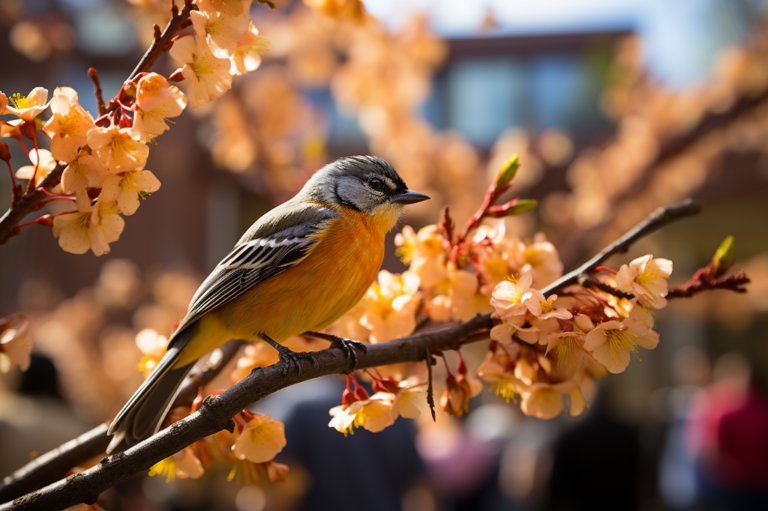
[0,141,10,162]
[20,120,36,140]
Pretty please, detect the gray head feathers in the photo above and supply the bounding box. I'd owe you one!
[299,156,409,212]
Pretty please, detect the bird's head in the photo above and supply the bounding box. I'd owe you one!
[303,155,429,231]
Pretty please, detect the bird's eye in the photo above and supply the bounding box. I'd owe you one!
[368,177,384,192]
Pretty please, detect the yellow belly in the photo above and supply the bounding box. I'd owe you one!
[173,204,399,368]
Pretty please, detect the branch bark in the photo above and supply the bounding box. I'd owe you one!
[0,200,703,510]
[0,339,246,504]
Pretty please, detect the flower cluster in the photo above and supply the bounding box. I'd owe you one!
[309,154,674,429]
[0,0,270,254]
[148,387,289,484]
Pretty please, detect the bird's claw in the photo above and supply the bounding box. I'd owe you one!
[330,337,367,372]
[279,349,319,377]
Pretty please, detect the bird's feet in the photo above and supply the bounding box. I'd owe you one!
[304,331,367,372]
[259,334,319,377]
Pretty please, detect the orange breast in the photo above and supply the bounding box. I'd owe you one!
[209,207,388,342]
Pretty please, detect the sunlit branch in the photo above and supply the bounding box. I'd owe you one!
[0,200,707,511]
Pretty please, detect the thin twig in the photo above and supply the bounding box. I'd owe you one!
[667,271,750,298]
[127,2,196,81]
[0,201,704,510]
[541,199,702,296]
[87,69,107,117]
[0,339,247,503]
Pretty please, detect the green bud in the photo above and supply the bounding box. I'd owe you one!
[506,198,537,216]
[712,235,735,276]
[494,154,520,190]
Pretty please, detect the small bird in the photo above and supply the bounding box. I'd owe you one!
[107,156,428,452]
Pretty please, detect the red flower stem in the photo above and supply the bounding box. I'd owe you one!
[5,160,16,188]
[593,266,618,274]
[170,30,195,42]
[18,139,30,158]
[40,197,77,205]
[25,138,41,195]
[440,353,453,376]
[17,209,77,228]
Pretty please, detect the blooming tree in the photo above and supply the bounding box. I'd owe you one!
[0,1,757,511]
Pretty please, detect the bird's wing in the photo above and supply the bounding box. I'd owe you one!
[169,204,338,344]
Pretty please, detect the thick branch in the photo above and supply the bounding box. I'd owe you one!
[0,316,493,511]
[0,200,704,510]
[0,339,246,504]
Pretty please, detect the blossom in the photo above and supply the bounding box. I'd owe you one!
[490,271,541,320]
[428,263,489,322]
[42,87,96,162]
[476,344,526,402]
[583,316,659,374]
[230,23,270,76]
[265,461,290,482]
[395,225,448,288]
[0,315,31,373]
[391,381,423,419]
[52,191,125,256]
[440,372,482,417]
[5,87,49,121]
[170,36,232,110]
[233,413,286,463]
[190,8,249,58]
[517,294,573,345]
[360,271,420,343]
[134,328,169,378]
[0,92,7,115]
[329,392,395,435]
[149,447,204,482]
[101,170,161,216]
[133,73,187,141]
[16,149,57,186]
[513,233,563,288]
[60,151,109,193]
[198,0,250,17]
[616,255,673,309]
[520,381,587,419]
[87,126,149,173]
[545,331,589,371]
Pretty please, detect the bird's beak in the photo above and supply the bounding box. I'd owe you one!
[393,190,430,205]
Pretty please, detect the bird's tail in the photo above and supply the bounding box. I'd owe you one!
[107,327,196,454]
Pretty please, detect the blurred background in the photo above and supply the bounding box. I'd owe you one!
[2,0,768,510]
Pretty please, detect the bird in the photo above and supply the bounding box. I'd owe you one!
[107,155,429,453]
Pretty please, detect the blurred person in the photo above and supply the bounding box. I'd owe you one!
[683,352,768,511]
[659,345,713,509]
[279,379,429,511]
[541,384,642,511]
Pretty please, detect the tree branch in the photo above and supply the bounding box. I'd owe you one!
[667,271,750,298]
[0,200,704,510]
[0,164,65,245]
[0,339,247,504]
[542,198,701,295]
[127,2,196,82]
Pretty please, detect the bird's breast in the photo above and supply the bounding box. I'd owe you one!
[213,209,387,342]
